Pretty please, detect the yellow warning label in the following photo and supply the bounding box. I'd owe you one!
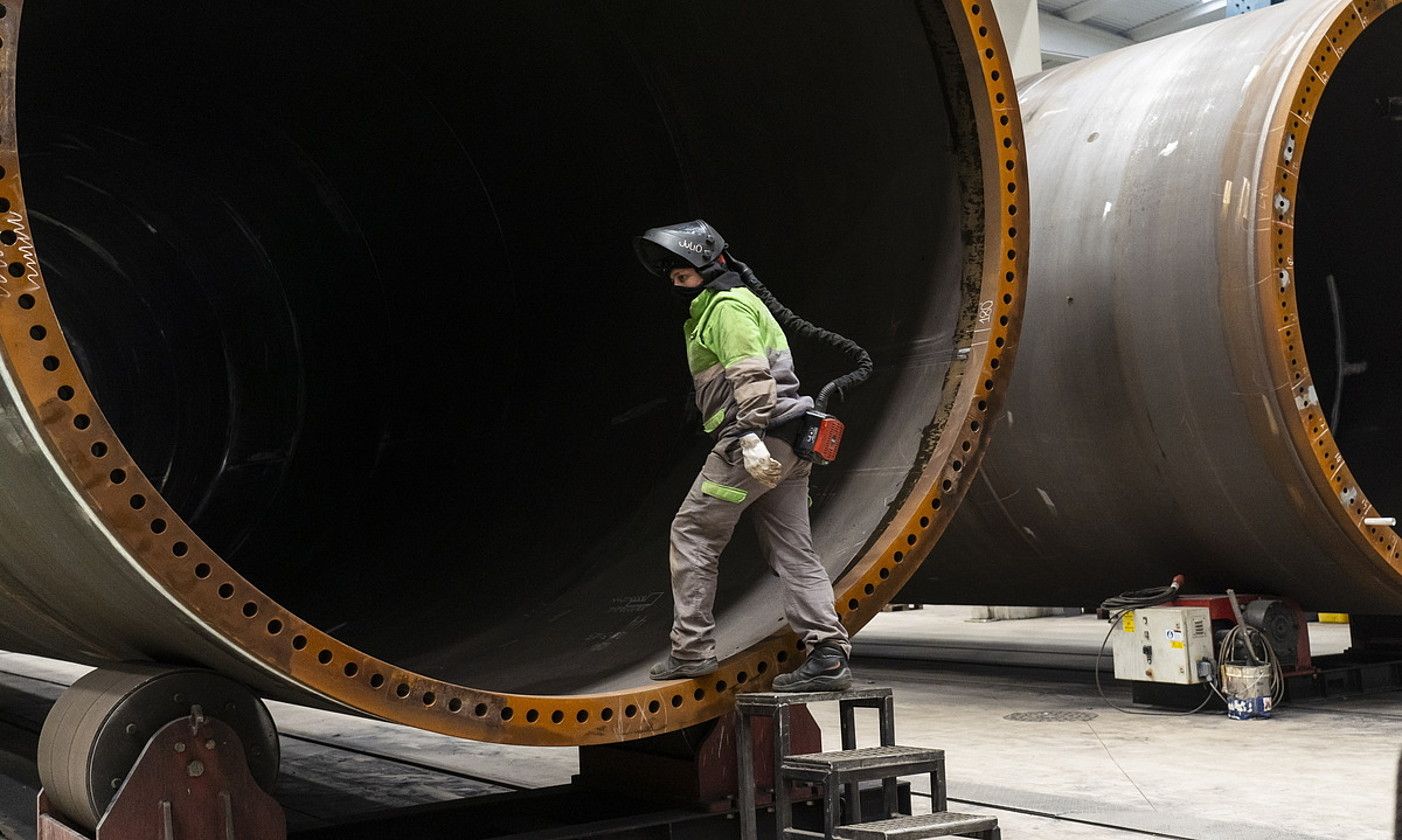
[1122,611,1135,633]
[1171,641,1185,649]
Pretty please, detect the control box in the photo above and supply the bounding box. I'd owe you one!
[1112,607,1215,685]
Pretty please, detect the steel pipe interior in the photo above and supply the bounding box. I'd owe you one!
[1295,8,1402,523]
[18,1,969,693]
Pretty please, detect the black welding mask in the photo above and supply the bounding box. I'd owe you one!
[634,220,743,301]
[634,220,728,278]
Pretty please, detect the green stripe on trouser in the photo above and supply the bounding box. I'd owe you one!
[702,409,726,434]
[669,446,850,662]
[701,480,747,504]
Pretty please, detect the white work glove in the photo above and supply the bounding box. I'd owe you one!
[739,433,783,488]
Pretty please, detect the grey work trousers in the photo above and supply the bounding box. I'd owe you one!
[668,435,851,662]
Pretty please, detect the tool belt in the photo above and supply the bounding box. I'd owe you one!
[766,416,803,448]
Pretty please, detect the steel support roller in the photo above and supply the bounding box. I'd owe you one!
[37,664,280,831]
[905,0,1402,611]
[0,1,1027,745]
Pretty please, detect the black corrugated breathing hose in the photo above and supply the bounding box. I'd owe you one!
[725,255,874,412]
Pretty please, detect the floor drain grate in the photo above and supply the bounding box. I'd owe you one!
[1003,710,1098,722]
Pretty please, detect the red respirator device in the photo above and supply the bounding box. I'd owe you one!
[795,411,846,465]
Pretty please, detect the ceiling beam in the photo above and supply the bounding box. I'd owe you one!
[1127,0,1228,41]
[1038,11,1135,62]
[993,0,1045,77]
[1060,0,1121,24]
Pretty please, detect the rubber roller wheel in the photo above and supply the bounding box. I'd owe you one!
[37,663,280,831]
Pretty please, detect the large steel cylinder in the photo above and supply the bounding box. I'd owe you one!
[0,1,1026,744]
[905,0,1402,611]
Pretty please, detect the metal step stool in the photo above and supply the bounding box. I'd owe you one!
[781,746,952,840]
[785,745,947,814]
[736,687,991,840]
[737,687,903,840]
[833,812,1001,839]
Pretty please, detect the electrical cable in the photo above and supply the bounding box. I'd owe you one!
[914,790,1211,840]
[726,255,874,411]
[1098,576,1184,614]
[1217,619,1285,707]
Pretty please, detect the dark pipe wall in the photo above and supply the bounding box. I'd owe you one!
[23,1,968,692]
[1295,9,1402,522]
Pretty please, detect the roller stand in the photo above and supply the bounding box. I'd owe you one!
[36,665,284,840]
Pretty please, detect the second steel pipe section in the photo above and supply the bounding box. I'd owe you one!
[907,0,1402,611]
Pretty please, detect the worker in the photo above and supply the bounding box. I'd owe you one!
[634,220,852,693]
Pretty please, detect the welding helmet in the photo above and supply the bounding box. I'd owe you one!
[634,220,728,278]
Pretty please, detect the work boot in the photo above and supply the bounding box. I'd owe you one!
[649,655,718,681]
[771,643,852,692]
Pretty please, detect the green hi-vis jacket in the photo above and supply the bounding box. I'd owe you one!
[684,287,813,440]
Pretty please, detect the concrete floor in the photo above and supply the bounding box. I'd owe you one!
[0,608,1393,839]
[813,660,1399,839]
